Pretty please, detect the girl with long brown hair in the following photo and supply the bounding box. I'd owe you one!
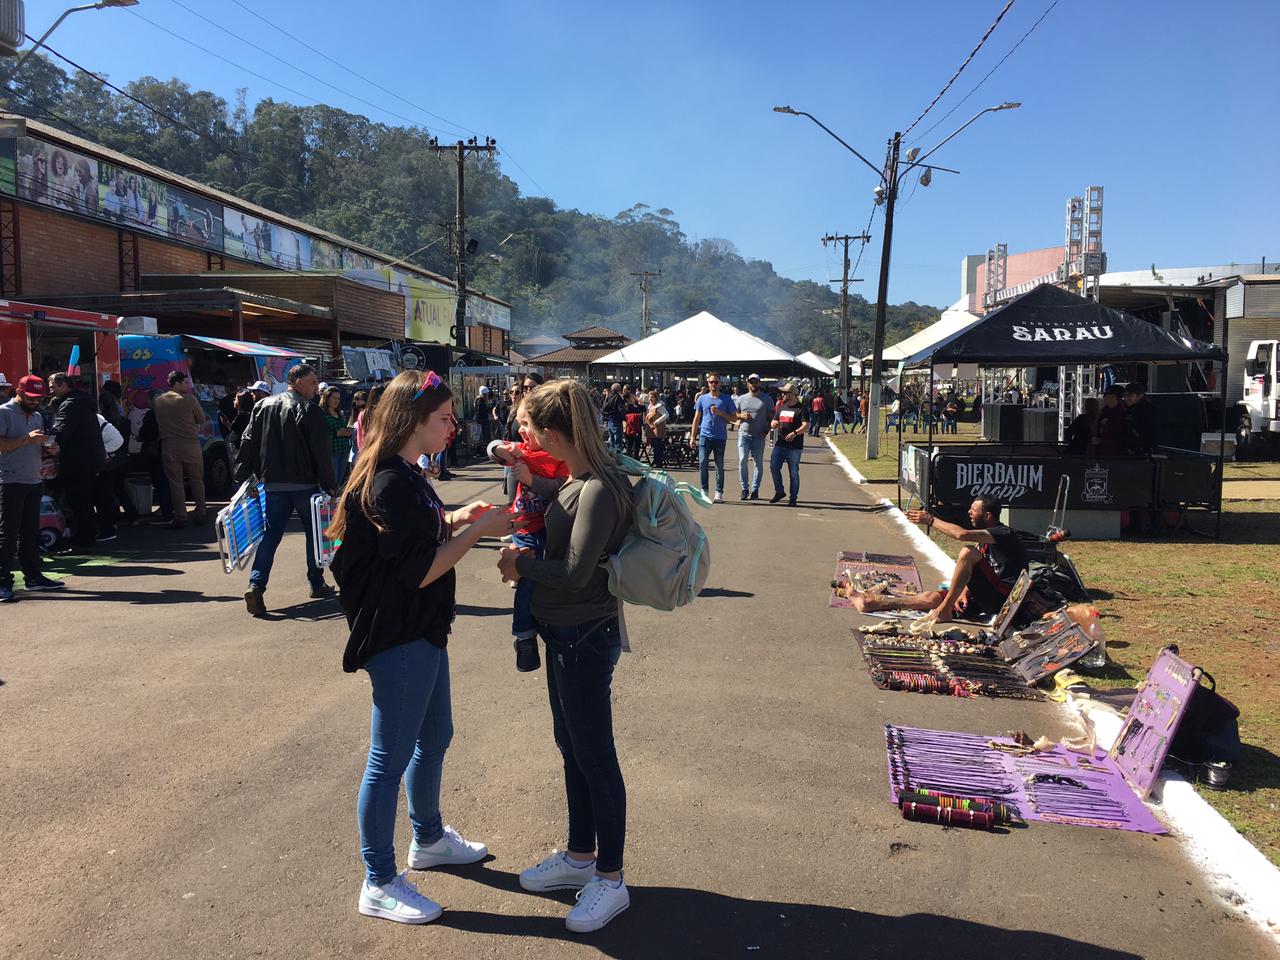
[496,378,634,933]
[329,369,520,926]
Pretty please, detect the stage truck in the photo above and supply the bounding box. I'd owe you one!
[118,334,303,496]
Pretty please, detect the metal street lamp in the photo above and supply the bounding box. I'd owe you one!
[774,101,1020,458]
[2,1,139,84]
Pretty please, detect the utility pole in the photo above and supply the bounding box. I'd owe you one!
[821,232,869,400]
[865,132,901,460]
[429,136,496,351]
[630,269,661,338]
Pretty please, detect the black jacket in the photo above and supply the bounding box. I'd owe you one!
[332,457,454,672]
[602,392,626,422]
[235,389,335,490]
[51,391,106,474]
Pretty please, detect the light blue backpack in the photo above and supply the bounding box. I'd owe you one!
[608,455,712,611]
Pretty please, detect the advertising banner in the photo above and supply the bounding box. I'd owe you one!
[932,452,1154,511]
[225,206,312,270]
[10,136,224,251]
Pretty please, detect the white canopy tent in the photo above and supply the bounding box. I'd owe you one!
[828,354,863,377]
[864,300,982,381]
[796,351,838,375]
[594,311,818,375]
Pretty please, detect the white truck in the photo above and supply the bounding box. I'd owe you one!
[1234,339,1280,459]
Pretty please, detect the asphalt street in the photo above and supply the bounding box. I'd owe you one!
[0,442,1273,959]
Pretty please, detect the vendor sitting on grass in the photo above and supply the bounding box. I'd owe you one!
[849,495,1029,624]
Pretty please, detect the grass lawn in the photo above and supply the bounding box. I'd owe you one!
[829,418,982,482]
[1224,460,1280,482]
[918,501,1280,866]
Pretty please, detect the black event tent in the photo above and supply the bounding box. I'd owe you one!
[902,284,1224,367]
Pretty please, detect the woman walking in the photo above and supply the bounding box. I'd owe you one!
[328,369,520,925]
[320,386,353,488]
[496,379,634,934]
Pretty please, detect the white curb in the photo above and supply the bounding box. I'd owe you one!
[831,452,1280,945]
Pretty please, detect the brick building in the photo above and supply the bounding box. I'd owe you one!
[0,114,510,374]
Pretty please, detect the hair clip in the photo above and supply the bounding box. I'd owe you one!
[412,370,443,401]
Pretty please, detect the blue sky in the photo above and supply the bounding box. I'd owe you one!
[36,0,1280,308]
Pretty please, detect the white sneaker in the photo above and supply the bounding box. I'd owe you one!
[518,850,596,892]
[713,491,723,503]
[565,875,630,933]
[408,825,488,869]
[358,870,442,924]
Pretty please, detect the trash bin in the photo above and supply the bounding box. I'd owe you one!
[126,475,153,516]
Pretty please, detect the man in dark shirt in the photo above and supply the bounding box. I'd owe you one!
[849,495,1029,623]
[1122,382,1158,454]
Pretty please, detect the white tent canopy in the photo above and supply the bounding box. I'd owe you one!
[828,354,863,377]
[796,351,838,375]
[865,299,981,366]
[595,311,801,367]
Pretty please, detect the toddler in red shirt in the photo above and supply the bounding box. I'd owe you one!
[487,406,569,671]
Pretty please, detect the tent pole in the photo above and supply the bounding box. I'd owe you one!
[1215,328,1229,540]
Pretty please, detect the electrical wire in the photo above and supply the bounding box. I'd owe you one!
[223,0,474,138]
[218,0,555,202]
[166,0,438,134]
[31,38,245,160]
[3,87,99,140]
[901,0,1017,139]
[851,204,878,279]
[910,0,1059,146]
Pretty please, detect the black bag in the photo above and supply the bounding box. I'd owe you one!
[1168,655,1242,766]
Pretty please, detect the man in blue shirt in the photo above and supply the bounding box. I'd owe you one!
[689,373,738,503]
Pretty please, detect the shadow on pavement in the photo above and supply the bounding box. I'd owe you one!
[456,603,511,618]
[437,868,1141,959]
[698,588,753,599]
[25,588,241,605]
[266,598,345,622]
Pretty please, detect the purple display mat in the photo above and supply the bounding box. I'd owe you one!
[829,552,923,609]
[885,724,1166,834]
[1109,648,1199,799]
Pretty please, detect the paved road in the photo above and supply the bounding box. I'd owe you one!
[1,444,1273,959]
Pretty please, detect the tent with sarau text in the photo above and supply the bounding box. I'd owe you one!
[900,284,1223,367]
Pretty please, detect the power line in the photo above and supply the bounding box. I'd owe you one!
[165,0,439,134]
[850,204,878,278]
[910,0,1059,146]
[901,0,1017,138]
[3,87,99,140]
[218,0,555,202]
[33,39,246,161]
[222,0,474,138]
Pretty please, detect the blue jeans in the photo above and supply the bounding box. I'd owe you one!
[539,616,626,873]
[358,640,452,885]
[698,436,727,493]
[737,432,766,493]
[248,487,323,593]
[650,435,667,469]
[832,411,847,433]
[331,452,350,489]
[511,528,546,639]
[770,445,802,501]
[607,419,624,453]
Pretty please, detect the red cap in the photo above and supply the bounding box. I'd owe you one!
[17,375,47,398]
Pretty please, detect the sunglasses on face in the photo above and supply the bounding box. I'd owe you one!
[411,370,444,401]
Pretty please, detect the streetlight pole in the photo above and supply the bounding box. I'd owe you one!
[773,101,1020,459]
[2,1,139,85]
[864,132,900,461]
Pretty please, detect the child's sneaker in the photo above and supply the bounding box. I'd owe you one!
[358,871,442,924]
[407,825,488,869]
[514,635,541,672]
[518,850,595,892]
[565,875,630,933]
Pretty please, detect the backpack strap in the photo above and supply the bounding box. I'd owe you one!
[608,552,630,653]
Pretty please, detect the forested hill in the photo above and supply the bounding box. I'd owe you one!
[4,57,941,353]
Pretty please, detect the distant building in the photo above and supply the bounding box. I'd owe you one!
[526,325,631,380]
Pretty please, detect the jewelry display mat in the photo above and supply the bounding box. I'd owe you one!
[885,724,1166,834]
[1108,648,1199,799]
[829,551,924,609]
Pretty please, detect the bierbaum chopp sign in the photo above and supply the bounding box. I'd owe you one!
[954,461,1045,501]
